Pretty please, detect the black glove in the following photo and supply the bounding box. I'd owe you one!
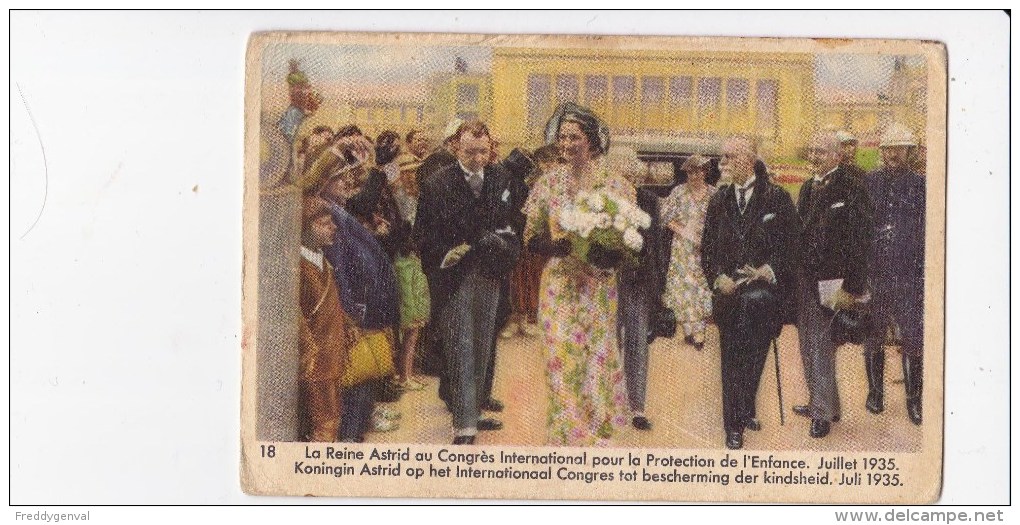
[527,232,572,258]
[476,231,510,254]
[476,231,518,279]
[586,244,624,270]
[374,130,401,166]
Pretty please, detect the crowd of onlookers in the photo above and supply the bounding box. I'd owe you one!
[293,117,552,443]
[289,101,926,450]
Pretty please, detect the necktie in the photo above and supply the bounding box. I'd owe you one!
[468,171,483,198]
[737,186,749,214]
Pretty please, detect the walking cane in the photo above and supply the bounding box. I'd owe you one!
[772,338,785,425]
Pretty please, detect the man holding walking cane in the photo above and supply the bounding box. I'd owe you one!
[701,136,799,450]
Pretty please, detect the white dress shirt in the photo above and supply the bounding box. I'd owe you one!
[300,245,324,272]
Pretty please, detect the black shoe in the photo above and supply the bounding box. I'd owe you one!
[725,431,744,450]
[693,341,705,351]
[684,335,696,345]
[477,418,503,431]
[744,418,762,432]
[793,405,839,422]
[452,435,476,445]
[632,416,652,431]
[809,419,831,438]
[481,398,505,412]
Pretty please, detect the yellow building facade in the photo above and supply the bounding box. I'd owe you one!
[346,99,433,139]
[487,47,817,159]
[427,72,493,131]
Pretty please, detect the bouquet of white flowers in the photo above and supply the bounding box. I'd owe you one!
[556,188,652,266]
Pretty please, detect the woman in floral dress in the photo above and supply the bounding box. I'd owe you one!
[660,155,717,350]
[523,103,634,447]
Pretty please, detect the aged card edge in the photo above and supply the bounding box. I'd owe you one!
[238,31,949,502]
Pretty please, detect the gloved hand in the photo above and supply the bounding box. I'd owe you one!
[714,274,737,295]
[586,244,623,270]
[476,231,510,255]
[476,231,519,279]
[527,232,572,257]
[831,288,859,310]
[374,130,401,166]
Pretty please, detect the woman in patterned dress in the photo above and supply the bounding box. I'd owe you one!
[660,155,717,350]
[523,103,633,447]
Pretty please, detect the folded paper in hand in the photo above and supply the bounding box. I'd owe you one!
[818,279,844,309]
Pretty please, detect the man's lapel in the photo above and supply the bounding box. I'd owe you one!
[449,163,475,204]
[742,181,767,229]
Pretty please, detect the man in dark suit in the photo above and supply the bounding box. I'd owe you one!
[414,120,462,383]
[862,124,925,425]
[701,137,799,450]
[413,121,522,445]
[617,186,668,431]
[794,131,874,439]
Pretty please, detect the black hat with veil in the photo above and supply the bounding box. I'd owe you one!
[543,102,611,156]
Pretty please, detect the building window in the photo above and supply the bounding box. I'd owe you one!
[642,77,664,106]
[668,76,693,106]
[755,79,778,129]
[457,83,480,111]
[584,75,608,103]
[698,77,722,108]
[613,76,636,103]
[416,106,425,122]
[727,79,749,111]
[457,111,479,122]
[527,74,552,130]
[557,75,579,104]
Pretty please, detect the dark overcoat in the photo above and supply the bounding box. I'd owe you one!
[413,162,525,317]
[798,166,874,296]
[864,168,925,340]
[701,176,800,334]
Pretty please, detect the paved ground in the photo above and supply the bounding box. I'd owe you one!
[370,326,923,452]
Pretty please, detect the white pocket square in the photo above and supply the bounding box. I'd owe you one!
[830,201,845,209]
[762,213,776,222]
[501,189,511,202]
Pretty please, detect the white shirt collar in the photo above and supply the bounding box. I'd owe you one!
[459,161,485,180]
[814,166,839,183]
[300,246,324,271]
[734,174,757,192]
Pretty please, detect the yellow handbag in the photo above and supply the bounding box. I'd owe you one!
[339,329,396,389]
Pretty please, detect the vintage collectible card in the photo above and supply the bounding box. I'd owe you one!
[240,31,946,502]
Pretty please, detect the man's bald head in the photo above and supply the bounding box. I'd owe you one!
[720,136,757,185]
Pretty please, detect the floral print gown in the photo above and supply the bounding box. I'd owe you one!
[660,183,717,336]
[523,164,634,447]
